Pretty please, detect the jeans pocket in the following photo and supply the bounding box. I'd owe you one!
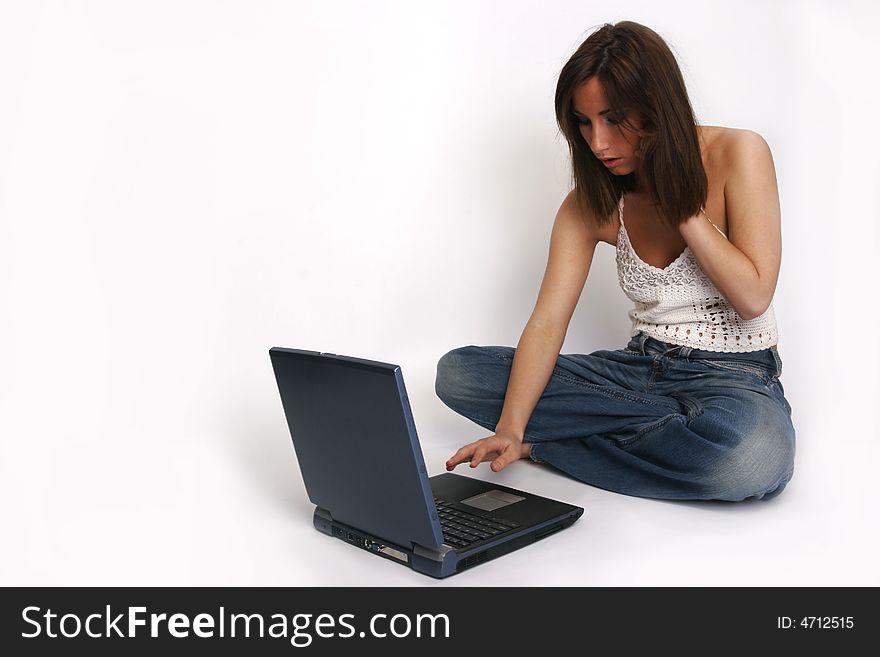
[698,359,773,385]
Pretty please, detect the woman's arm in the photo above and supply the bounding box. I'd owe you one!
[446,191,599,472]
[678,130,782,320]
[493,192,599,438]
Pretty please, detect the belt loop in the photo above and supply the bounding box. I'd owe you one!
[662,344,686,359]
[637,332,649,355]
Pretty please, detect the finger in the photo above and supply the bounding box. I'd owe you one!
[490,445,510,472]
[446,452,466,469]
[491,444,520,472]
[446,444,478,469]
[448,443,476,464]
[469,436,502,467]
[469,446,488,468]
[447,436,499,469]
[483,449,501,466]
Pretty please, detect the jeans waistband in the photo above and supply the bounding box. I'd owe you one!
[627,331,782,375]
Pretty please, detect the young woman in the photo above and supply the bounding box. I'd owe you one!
[434,21,795,502]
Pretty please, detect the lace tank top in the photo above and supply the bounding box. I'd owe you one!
[615,194,778,353]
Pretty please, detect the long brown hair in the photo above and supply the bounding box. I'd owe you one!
[555,21,707,227]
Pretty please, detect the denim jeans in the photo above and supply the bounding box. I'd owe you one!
[434,332,796,502]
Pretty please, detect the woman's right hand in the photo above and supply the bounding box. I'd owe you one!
[445,429,532,473]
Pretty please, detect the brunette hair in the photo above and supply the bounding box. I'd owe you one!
[555,21,707,227]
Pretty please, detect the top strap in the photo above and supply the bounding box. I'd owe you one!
[700,205,728,239]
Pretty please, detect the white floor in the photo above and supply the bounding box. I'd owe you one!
[3,383,876,587]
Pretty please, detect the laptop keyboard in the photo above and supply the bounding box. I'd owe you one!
[434,498,520,550]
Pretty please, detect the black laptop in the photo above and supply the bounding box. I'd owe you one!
[269,347,584,578]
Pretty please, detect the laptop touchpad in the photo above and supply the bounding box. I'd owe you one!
[460,490,525,512]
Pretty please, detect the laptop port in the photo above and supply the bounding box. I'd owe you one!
[378,545,408,563]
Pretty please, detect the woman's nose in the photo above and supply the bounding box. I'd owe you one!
[590,125,611,154]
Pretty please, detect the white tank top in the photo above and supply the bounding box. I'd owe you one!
[615,194,778,353]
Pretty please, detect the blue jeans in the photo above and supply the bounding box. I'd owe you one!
[435,332,796,502]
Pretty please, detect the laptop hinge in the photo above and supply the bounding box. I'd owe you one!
[313,507,334,536]
[413,543,455,562]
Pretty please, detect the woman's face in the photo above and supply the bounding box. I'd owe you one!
[572,77,644,176]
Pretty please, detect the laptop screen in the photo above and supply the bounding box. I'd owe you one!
[270,348,443,551]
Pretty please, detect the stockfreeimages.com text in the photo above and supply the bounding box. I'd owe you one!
[21,606,451,647]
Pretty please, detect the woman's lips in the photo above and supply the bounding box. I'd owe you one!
[602,158,622,168]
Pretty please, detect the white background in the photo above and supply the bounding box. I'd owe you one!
[1,0,877,586]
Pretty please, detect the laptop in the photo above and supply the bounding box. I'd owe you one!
[269,347,584,578]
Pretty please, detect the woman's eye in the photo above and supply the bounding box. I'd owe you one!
[577,115,620,126]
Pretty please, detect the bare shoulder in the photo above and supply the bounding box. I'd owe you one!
[558,188,619,245]
[557,189,602,240]
[711,127,773,174]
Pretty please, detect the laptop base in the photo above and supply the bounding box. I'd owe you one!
[313,473,583,578]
